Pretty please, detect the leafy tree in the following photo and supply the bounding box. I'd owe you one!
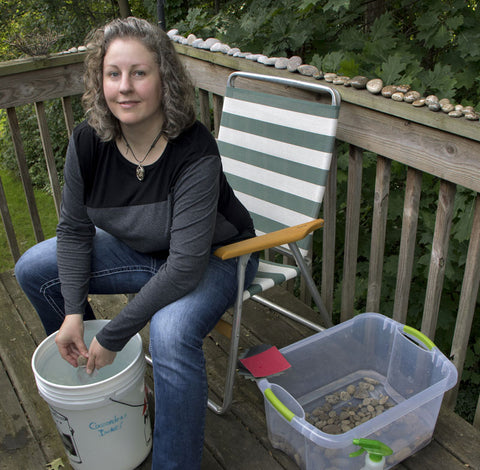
[0,0,154,60]
[174,0,480,109]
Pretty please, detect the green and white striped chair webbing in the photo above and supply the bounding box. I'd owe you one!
[243,258,300,300]
[218,85,339,296]
[219,86,339,252]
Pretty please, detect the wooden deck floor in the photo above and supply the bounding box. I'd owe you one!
[1,269,479,470]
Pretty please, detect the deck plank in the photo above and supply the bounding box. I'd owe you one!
[433,407,480,469]
[0,272,69,467]
[402,440,469,469]
[204,333,299,470]
[0,271,46,343]
[205,408,286,469]
[0,361,45,469]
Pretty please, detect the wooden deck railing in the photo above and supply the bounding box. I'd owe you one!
[0,45,479,428]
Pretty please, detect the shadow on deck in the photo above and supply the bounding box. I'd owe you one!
[0,269,479,470]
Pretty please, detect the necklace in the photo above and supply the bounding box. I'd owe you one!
[121,129,163,181]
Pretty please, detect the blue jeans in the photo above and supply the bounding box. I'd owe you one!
[15,229,259,470]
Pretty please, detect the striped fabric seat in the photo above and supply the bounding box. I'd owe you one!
[243,258,300,299]
[218,79,340,293]
[209,72,340,415]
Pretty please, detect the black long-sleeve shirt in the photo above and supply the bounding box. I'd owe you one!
[57,120,254,351]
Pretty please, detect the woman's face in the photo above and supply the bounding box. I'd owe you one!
[103,37,164,131]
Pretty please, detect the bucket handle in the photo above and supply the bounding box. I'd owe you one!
[109,397,144,408]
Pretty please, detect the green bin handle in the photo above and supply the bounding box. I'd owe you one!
[264,388,295,422]
[403,325,436,350]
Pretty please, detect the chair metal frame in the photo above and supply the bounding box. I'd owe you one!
[207,72,341,414]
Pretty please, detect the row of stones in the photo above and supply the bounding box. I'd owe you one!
[167,29,479,123]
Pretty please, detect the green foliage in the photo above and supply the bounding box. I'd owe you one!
[417,63,458,98]
[0,98,85,191]
[0,1,153,60]
[0,168,57,270]
[375,54,408,85]
[1,1,111,59]
[174,0,480,109]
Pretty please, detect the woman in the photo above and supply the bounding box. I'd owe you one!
[15,17,258,469]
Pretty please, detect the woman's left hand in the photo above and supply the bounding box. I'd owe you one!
[86,336,117,374]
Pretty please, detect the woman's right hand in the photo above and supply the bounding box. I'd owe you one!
[55,314,89,368]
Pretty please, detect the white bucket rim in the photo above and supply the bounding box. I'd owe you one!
[32,319,142,391]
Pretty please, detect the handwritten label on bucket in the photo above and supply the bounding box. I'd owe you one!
[89,413,127,437]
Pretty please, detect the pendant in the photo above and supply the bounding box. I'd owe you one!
[136,165,145,181]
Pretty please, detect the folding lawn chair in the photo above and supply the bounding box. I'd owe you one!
[208,71,341,414]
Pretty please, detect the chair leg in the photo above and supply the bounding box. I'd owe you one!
[289,242,333,328]
[251,294,325,332]
[207,253,251,415]
[144,254,250,416]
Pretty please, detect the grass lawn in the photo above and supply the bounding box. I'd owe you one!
[0,168,58,271]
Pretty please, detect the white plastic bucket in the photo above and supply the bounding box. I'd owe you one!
[31,320,152,470]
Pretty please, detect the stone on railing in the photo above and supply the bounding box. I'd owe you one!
[167,29,479,123]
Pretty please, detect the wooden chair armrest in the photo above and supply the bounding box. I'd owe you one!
[214,219,324,260]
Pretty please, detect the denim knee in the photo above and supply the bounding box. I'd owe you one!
[14,247,38,290]
[15,241,57,289]
[14,252,27,286]
[150,312,203,365]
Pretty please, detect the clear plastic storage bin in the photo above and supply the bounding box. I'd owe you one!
[257,313,458,469]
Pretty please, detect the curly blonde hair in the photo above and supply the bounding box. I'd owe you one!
[82,17,196,141]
